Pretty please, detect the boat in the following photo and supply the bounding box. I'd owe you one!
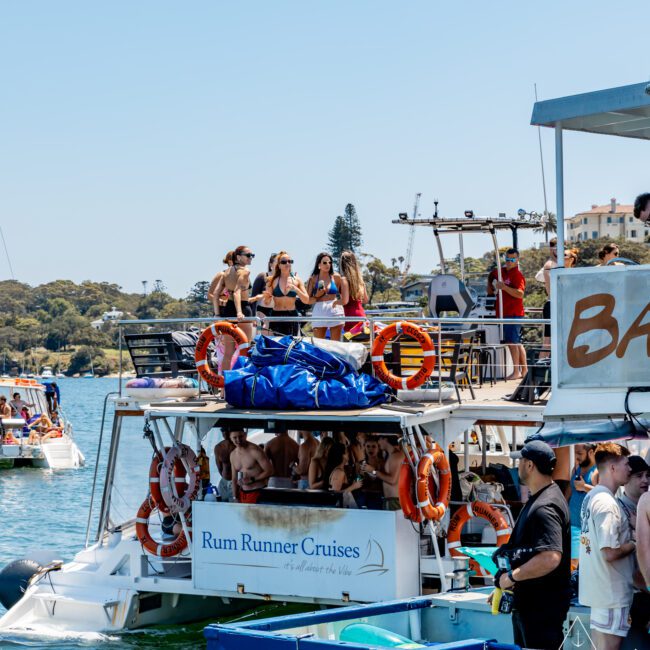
[41,366,54,379]
[0,377,85,470]
[1,80,650,647]
[205,595,524,649]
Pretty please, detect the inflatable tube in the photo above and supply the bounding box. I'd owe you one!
[371,322,435,390]
[0,558,43,610]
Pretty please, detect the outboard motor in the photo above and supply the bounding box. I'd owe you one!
[0,558,44,610]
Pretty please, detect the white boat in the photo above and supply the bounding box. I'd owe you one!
[41,367,54,379]
[0,378,85,470]
[2,81,650,648]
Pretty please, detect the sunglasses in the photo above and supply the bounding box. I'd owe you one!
[279,259,294,265]
[321,259,332,264]
[505,257,518,263]
[240,252,255,258]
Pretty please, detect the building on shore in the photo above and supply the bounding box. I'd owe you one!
[566,197,650,242]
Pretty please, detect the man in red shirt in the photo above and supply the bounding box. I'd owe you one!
[487,248,527,380]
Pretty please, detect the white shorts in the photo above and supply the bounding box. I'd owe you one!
[589,605,631,637]
[312,300,344,328]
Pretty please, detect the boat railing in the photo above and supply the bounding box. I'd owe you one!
[115,313,551,405]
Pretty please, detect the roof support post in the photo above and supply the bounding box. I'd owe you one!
[555,122,565,267]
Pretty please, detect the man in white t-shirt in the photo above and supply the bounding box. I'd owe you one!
[579,443,635,649]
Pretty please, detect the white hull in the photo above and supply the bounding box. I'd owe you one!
[0,436,84,470]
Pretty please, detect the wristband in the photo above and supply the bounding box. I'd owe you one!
[507,570,516,583]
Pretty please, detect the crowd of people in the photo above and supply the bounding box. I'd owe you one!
[206,247,369,369]
[493,439,650,650]
[207,427,402,510]
[0,387,63,445]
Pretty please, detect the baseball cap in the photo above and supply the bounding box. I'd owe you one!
[511,440,556,475]
[628,455,650,475]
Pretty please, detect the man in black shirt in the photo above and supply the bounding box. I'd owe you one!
[493,440,571,650]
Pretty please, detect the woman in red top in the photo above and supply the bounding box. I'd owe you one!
[340,250,368,332]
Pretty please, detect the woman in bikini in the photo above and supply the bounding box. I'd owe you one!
[264,251,310,336]
[340,250,368,333]
[216,245,256,370]
[308,436,334,489]
[306,252,348,341]
[208,251,234,316]
[324,442,363,495]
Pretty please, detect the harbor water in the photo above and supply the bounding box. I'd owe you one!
[0,378,280,649]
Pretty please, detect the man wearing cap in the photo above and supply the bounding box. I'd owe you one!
[492,440,571,650]
[579,443,635,649]
[618,456,650,645]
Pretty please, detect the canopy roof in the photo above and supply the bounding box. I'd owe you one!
[391,215,543,233]
[531,80,650,139]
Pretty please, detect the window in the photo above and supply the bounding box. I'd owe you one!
[620,217,624,223]
[583,217,588,224]
[629,217,634,222]
[607,216,612,223]
[592,231,598,239]
[631,230,637,238]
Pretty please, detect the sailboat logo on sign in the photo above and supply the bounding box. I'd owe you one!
[560,616,596,649]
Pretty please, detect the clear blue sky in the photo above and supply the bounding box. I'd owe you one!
[2,1,650,297]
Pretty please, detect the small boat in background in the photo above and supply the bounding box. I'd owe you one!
[41,366,54,379]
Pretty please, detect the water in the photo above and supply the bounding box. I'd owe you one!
[0,378,267,649]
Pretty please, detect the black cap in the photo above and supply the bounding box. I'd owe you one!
[628,455,650,475]
[511,440,556,475]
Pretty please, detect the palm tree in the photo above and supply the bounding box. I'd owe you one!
[533,211,557,243]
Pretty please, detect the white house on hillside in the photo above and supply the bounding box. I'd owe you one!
[91,307,124,330]
[566,198,650,242]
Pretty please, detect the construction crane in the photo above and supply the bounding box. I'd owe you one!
[401,192,421,284]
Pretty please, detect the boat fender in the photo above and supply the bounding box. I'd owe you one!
[371,322,436,390]
[0,558,43,610]
[195,321,250,389]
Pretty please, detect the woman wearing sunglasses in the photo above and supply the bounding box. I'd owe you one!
[264,251,310,336]
[217,245,256,369]
[306,252,348,341]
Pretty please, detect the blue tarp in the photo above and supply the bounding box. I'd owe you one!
[224,335,390,410]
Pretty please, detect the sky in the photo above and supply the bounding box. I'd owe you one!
[2,1,650,297]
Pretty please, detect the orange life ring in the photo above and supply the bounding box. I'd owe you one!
[149,449,188,515]
[399,460,439,523]
[447,501,512,576]
[159,444,200,514]
[371,322,435,390]
[195,321,250,388]
[415,444,451,521]
[136,497,192,558]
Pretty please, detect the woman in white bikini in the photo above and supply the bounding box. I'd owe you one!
[306,252,348,341]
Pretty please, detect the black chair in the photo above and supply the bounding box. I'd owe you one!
[124,330,201,378]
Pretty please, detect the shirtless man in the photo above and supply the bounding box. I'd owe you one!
[295,431,319,489]
[264,431,299,488]
[214,429,235,502]
[0,395,11,419]
[230,430,273,504]
[362,434,404,510]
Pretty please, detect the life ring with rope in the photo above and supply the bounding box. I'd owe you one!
[414,443,452,521]
[371,321,435,390]
[158,444,200,514]
[135,497,192,558]
[194,321,250,389]
[148,448,190,515]
[447,501,512,577]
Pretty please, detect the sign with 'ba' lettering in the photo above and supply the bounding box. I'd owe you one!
[557,266,650,387]
[192,502,419,602]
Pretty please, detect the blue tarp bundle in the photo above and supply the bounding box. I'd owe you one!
[526,417,649,447]
[224,335,390,409]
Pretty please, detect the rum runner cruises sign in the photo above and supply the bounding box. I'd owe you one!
[192,502,420,602]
